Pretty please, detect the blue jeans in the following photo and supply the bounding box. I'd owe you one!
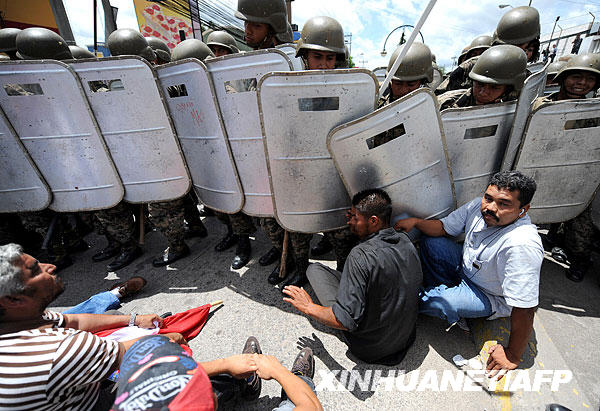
[64,291,121,314]
[273,375,315,411]
[418,236,492,325]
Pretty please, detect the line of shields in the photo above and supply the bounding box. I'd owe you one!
[1,48,599,234]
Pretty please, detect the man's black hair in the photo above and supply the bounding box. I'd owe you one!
[489,171,537,207]
[352,188,392,225]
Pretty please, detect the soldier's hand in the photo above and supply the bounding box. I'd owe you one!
[394,217,418,232]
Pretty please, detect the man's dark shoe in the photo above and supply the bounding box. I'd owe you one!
[198,205,214,217]
[231,235,251,269]
[215,233,238,252]
[259,246,281,266]
[92,241,121,262]
[280,269,308,291]
[566,259,589,282]
[184,223,208,239]
[152,244,190,267]
[241,336,262,400]
[291,347,315,378]
[268,258,295,285]
[109,276,147,298]
[311,236,332,257]
[107,246,142,271]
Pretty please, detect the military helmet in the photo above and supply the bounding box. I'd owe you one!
[431,53,437,64]
[235,0,288,38]
[469,44,528,89]
[146,36,171,63]
[107,28,155,61]
[278,23,293,43]
[554,53,600,87]
[15,27,72,60]
[387,42,434,83]
[0,28,21,53]
[546,61,567,78]
[69,45,95,59]
[296,16,345,60]
[469,35,493,53]
[171,39,214,62]
[494,6,540,45]
[206,31,239,54]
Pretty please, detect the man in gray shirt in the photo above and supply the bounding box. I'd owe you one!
[283,189,423,365]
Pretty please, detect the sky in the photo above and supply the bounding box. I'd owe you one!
[65,0,600,72]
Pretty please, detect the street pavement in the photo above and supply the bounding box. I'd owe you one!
[51,216,599,411]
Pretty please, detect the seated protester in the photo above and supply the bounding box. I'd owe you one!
[0,244,185,410]
[532,54,600,282]
[373,42,434,148]
[437,44,527,110]
[435,6,539,95]
[283,189,423,365]
[112,334,322,411]
[395,171,543,376]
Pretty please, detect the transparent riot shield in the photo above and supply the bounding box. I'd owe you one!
[205,49,293,217]
[0,60,123,212]
[514,99,600,223]
[276,44,304,71]
[259,70,378,233]
[70,57,191,203]
[156,59,244,214]
[0,107,51,213]
[329,89,455,220]
[500,65,548,171]
[441,102,517,207]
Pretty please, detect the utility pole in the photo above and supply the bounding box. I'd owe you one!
[286,0,293,24]
[546,16,560,54]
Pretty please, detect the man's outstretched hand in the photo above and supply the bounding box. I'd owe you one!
[283,285,314,315]
[486,344,519,379]
[394,217,418,232]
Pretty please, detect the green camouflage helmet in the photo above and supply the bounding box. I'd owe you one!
[458,46,470,65]
[68,45,95,59]
[469,44,528,89]
[0,28,21,53]
[494,6,540,45]
[554,53,600,88]
[15,27,72,60]
[171,39,214,62]
[469,35,493,53]
[546,61,567,77]
[387,42,434,83]
[146,36,171,63]
[235,0,288,38]
[107,28,156,61]
[296,16,345,60]
[206,31,239,54]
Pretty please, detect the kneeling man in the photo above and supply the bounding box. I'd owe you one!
[284,189,423,365]
[395,171,543,374]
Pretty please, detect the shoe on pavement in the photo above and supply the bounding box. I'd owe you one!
[92,241,121,262]
[215,233,238,252]
[107,246,143,272]
[231,235,251,269]
[291,347,315,378]
[566,258,589,282]
[241,336,262,400]
[109,276,147,298]
[152,244,191,267]
[259,246,281,266]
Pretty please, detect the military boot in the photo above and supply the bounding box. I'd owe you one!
[92,235,121,262]
[231,234,251,269]
[280,258,309,291]
[107,243,143,272]
[215,224,238,252]
[310,236,333,256]
[268,255,295,285]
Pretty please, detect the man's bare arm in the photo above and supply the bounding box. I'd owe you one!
[394,217,447,237]
[283,286,348,330]
[63,313,164,332]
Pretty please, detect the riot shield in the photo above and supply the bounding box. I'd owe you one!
[0,107,51,213]
[500,64,548,171]
[591,191,600,230]
[258,70,378,233]
[441,102,517,207]
[205,49,293,217]
[329,89,455,220]
[276,44,304,71]
[156,59,244,214]
[70,57,191,203]
[514,99,600,223]
[429,67,444,90]
[0,60,123,212]
[372,67,387,84]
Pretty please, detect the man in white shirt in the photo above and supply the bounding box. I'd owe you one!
[395,171,544,376]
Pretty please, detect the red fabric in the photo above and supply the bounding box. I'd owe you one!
[95,305,211,356]
[167,365,215,411]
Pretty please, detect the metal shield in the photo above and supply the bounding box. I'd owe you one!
[500,65,548,171]
[258,70,378,233]
[205,49,293,217]
[442,102,517,207]
[372,67,387,83]
[156,59,244,214]
[70,57,191,203]
[0,107,51,213]
[591,191,600,230]
[276,44,304,71]
[329,89,455,220]
[514,99,600,223]
[0,60,123,212]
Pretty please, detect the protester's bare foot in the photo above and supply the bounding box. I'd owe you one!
[109,276,147,299]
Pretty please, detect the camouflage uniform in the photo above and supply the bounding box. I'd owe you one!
[437,87,518,111]
[215,211,256,236]
[95,202,137,251]
[435,57,479,95]
[323,227,358,270]
[259,217,312,266]
[148,196,201,254]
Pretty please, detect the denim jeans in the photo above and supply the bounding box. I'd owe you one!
[63,291,121,314]
[273,375,316,411]
[418,236,493,325]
